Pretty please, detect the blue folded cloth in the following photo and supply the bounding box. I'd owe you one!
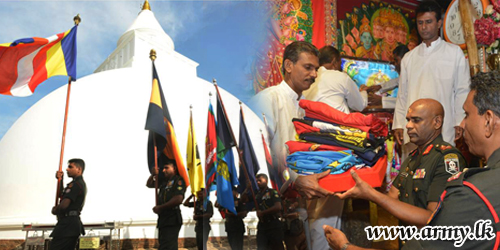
[287,150,364,175]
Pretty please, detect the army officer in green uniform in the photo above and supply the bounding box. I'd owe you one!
[323,99,468,249]
[50,158,87,250]
[256,173,284,250]
[146,155,186,250]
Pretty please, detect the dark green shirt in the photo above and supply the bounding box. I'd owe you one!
[256,187,281,230]
[157,175,186,228]
[405,148,500,249]
[392,135,467,209]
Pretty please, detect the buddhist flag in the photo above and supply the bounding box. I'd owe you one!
[0,26,77,96]
[237,106,260,195]
[187,108,204,194]
[215,90,239,214]
[205,102,217,192]
[145,62,189,187]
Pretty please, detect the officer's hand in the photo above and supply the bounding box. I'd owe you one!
[454,126,464,141]
[51,206,57,215]
[323,225,349,250]
[295,170,334,199]
[394,129,404,145]
[335,170,374,201]
[55,171,63,179]
[359,85,368,92]
[151,167,159,176]
[153,205,162,214]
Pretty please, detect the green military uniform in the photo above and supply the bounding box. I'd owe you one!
[157,175,186,250]
[50,176,87,250]
[404,147,500,249]
[224,198,246,250]
[186,200,213,250]
[256,187,284,250]
[392,135,467,209]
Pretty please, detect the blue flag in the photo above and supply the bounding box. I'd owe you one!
[237,107,260,195]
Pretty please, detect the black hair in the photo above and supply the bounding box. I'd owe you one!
[159,154,178,175]
[318,46,340,66]
[470,72,500,117]
[416,1,442,21]
[68,158,85,173]
[256,173,268,181]
[393,45,409,58]
[282,41,319,75]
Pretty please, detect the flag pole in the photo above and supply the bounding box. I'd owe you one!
[150,49,160,205]
[55,14,81,206]
[212,79,259,211]
[190,105,197,209]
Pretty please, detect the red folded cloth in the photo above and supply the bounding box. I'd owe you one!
[299,99,388,137]
[285,141,349,155]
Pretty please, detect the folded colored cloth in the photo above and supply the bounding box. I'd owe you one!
[299,99,388,137]
[299,132,370,148]
[285,141,349,154]
[293,118,370,139]
[298,133,385,165]
[293,119,385,148]
[287,151,364,175]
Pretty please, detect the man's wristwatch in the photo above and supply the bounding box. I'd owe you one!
[340,242,351,250]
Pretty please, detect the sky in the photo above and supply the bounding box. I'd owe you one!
[0,0,270,140]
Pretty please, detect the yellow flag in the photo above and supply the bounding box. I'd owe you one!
[187,110,204,194]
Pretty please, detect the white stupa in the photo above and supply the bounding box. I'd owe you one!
[0,1,267,240]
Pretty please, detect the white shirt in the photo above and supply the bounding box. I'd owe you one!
[380,77,399,109]
[393,37,470,145]
[303,66,367,114]
[248,80,303,170]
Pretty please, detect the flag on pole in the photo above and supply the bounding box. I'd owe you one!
[205,101,217,192]
[261,131,281,191]
[145,62,189,186]
[0,26,77,96]
[237,106,260,195]
[187,108,204,195]
[215,92,239,214]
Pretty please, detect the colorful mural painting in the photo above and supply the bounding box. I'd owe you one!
[338,2,417,62]
[251,0,313,93]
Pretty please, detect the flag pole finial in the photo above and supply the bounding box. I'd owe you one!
[190,104,193,109]
[142,0,151,10]
[239,101,242,105]
[150,49,157,61]
[212,79,217,86]
[73,14,81,25]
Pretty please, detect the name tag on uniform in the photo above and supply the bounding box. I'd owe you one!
[413,169,426,179]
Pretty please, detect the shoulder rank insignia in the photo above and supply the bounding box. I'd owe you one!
[178,180,183,186]
[68,183,73,188]
[447,171,462,182]
[413,169,426,179]
[444,153,460,175]
[440,145,452,151]
[410,148,418,157]
[423,144,434,155]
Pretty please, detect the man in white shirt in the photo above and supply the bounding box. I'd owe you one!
[303,46,367,113]
[367,45,409,109]
[393,1,470,153]
[249,41,332,250]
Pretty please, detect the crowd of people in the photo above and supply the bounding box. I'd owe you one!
[48,1,500,250]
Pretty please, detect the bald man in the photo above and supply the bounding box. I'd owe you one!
[333,99,467,229]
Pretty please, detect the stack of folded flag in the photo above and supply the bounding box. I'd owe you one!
[286,99,389,175]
